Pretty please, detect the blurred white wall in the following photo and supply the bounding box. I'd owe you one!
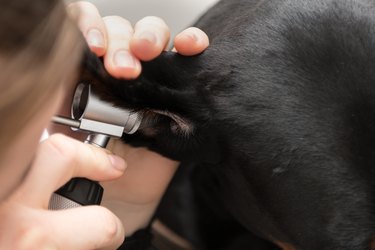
[69,0,220,40]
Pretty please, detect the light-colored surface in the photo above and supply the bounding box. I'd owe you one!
[68,0,220,41]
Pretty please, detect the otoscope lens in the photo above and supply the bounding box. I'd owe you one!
[72,83,89,119]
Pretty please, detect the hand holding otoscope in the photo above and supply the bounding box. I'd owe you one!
[49,82,142,209]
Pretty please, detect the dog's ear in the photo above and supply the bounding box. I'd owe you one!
[122,52,221,163]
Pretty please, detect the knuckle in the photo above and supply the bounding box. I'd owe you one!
[103,15,132,27]
[45,134,70,154]
[43,134,78,165]
[137,16,169,31]
[97,207,121,244]
[41,135,109,178]
[103,16,133,37]
[86,145,108,170]
[142,16,166,26]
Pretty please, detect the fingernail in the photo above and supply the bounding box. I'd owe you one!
[87,29,105,48]
[114,50,136,69]
[108,154,127,171]
[185,32,198,42]
[137,31,157,44]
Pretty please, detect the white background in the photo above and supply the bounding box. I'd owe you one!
[68,0,220,40]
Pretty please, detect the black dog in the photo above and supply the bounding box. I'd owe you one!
[81,0,375,249]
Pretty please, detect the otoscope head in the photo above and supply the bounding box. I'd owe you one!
[71,83,142,137]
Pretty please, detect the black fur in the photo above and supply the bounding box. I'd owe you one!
[80,0,375,249]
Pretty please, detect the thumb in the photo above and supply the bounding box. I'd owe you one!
[17,134,127,208]
[46,206,125,249]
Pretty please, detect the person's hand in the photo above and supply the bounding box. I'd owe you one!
[69,1,209,79]
[55,1,210,236]
[0,134,126,249]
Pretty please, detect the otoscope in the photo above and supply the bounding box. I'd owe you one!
[48,82,142,209]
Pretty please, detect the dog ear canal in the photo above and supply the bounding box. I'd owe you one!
[152,110,194,136]
[138,109,194,137]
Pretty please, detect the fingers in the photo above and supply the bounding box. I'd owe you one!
[18,134,126,207]
[47,206,124,250]
[130,16,171,61]
[70,3,208,78]
[103,16,171,79]
[102,16,142,79]
[67,1,107,56]
[173,27,210,56]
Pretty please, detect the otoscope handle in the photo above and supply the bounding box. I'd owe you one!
[49,178,103,209]
[48,134,109,210]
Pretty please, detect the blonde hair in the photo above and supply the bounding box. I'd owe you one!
[0,0,84,156]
